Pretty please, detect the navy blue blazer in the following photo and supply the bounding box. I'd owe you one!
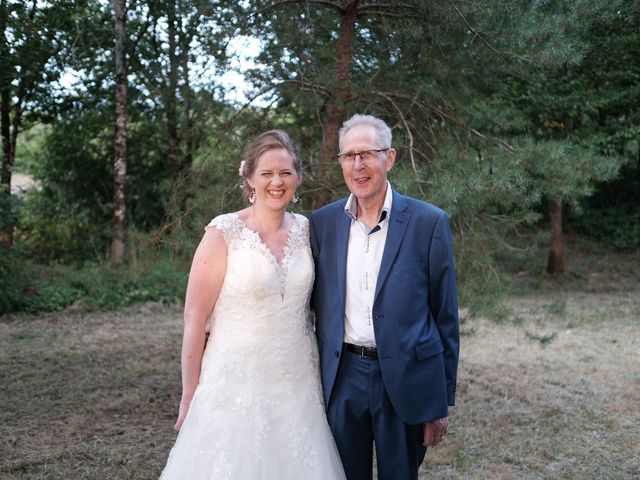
[309,189,460,425]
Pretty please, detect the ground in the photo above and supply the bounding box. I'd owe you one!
[1,246,639,479]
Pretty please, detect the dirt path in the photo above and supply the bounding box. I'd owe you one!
[1,289,639,479]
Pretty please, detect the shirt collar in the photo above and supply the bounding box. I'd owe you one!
[344,180,393,223]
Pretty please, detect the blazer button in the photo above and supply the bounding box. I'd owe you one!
[335,350,340,357]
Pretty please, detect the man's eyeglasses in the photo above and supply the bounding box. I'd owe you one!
[337,149,389,164]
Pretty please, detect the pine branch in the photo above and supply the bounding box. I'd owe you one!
[357,3,419,13]
[205,84,280,153]
[374,91,427,194]
[453,6,528,63]
[280,79,332,97]
[357,2,421,19]
[255,0,343,17]
[357,11,417,18]
[127,11,152,69]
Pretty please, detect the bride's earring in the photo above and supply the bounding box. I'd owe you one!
[249,188,256,204]
[292,192,299,204]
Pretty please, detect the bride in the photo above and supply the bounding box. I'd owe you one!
[160,130,345,479]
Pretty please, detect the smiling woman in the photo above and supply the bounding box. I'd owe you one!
[247,148,301,208]
[238,129,302,206]
[158,130,346,479]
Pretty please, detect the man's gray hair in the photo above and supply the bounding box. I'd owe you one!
[339,114,393,149]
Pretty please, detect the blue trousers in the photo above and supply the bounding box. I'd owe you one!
[327,348,427,480]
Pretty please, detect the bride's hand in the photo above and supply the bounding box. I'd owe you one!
[174,398,191,431]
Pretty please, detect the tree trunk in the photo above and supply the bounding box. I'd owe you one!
[0,0,14,247]
[547,195,565,274]
[166,2,183,237]
[181,35,193,168]
[1,87,13,247]
[111,0,127,266]
[166,2,180,177]
[314,0,358,209]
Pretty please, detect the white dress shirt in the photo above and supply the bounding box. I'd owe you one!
[343,181,393,347]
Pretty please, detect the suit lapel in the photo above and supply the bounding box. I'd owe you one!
[374,191,410,301]
[335,211,351,314]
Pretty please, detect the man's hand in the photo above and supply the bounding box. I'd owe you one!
[423,417,448,447]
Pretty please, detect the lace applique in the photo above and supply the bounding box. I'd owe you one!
[207,212,308,300]
[160,212,345,480]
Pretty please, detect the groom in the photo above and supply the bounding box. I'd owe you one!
[310,114,460,480]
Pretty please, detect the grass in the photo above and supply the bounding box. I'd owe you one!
[1,237,638,479]
[0,303,182,479]
[422,293,640,479]
[419,235,640,479]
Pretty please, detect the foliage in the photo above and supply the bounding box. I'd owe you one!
[14,124,49,173]
[568,202,640,250]
[0,244,29,315]
[19,101,178,262]
[4,0,639,312]
[1,0,93,244]
[232,0,636,279]
[0,251,187,316]
[0,187,20,231]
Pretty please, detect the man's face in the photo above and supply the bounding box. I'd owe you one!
[339,124,395,204]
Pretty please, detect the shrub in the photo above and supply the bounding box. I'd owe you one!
[0,253,188,316]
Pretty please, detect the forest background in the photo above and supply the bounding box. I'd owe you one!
[1,0,639,313]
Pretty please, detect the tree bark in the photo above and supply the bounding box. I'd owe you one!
[547,195,565,274]
[0,0,14,247]
[111,0,127,266]
[166,1,180,178]
[1,88,13,248]
[181,34,193,168]
[314,0,358,209]
[164,2,184,238]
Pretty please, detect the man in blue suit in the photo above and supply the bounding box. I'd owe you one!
[310,114,460,480]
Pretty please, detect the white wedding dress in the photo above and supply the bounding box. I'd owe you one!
[160,212,345,480]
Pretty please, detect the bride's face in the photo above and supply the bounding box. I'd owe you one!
[248,148,301,209]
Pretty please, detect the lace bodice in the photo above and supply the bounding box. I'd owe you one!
[203,212,314,345]
[160,212,345,480]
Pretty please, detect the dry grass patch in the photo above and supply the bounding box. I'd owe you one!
[421,290,640,479]
[1,279,639,479]
[0,303,182,479]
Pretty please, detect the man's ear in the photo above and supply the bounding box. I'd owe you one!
[385,148,397,172]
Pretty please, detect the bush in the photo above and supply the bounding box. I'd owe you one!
[0,252,188,316]
[568,205,640,250]
[0,244,32,315]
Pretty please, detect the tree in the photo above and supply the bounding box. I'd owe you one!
[16,0,237,262]
[111,0,128,266]
[240,0,632,278]
[483,1,636,272]
[0,0,81,246]
[243,1,466,207]
[123,0,233,234]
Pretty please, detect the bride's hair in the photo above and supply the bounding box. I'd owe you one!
[239,130,302,200]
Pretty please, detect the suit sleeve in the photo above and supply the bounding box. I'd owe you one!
[428,212,460,406]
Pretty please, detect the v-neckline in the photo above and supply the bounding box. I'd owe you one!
[234,212,296,267]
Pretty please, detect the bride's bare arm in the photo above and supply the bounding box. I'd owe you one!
[175,227,227,431]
